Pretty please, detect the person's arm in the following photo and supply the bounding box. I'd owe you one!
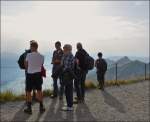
[95,60,97,67]
[42,56,44,66]
[51,51,55,64]
[24,54,29,70]
[75,52,80,65]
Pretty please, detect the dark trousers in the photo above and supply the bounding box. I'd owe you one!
[80,71,87,99]
[97,72,105,88]
[65,81,73,107]
[74,70,87,100]
[53,77,64,96]
[74,78,81,99]
[52,65,64,96]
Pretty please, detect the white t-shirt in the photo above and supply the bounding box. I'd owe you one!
[26,52,44,74]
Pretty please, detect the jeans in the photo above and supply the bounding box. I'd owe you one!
[52,65,64,96]
[74,70,87,100]
[65,81,73,107]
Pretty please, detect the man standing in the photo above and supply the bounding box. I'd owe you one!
[74,43,88,103]
[51,41,64,99]
[24,41,45,114]
[18,40,36,102]
[95,52,107,91]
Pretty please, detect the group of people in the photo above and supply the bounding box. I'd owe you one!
[18,40,107,114]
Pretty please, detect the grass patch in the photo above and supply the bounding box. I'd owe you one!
[0,91,25,103]
[85,77,149,89]
[43,89,53,97]
[85,80,97,89]
[1,77,149,102]
[0,89,53,103]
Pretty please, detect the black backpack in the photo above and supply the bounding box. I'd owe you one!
[18,50,31,69]
[96,59,107,73]
[85,53,95,70]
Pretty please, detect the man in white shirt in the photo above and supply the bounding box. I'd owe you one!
[24,41,45,114]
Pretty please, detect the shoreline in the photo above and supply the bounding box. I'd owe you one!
[0,79,149,103]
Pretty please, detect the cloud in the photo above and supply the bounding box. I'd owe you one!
[134,1,148,6]
[1,1,149,57]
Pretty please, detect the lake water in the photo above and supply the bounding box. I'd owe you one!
[1,65,53,95]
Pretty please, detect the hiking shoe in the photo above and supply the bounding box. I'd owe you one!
[40,106,46,113]
[74,97,78,100]
[98,86,101,89]
[50,94,57,99]
[80,98,85,103]
[101,87,104,91]
[59,96,63,100]
[73,99,78,104]
[24,107,32,114]
[61,106,73,111]
[73,99,82,104]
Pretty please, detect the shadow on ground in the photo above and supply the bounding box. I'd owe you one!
[44,98,65,121]
[44,98,97,122]
[75,103,97,122]
[12,102,30,122]
[102,90,126,113]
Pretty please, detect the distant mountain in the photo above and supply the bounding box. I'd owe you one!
[129,57,149,63]
[105,59,115,67]
[116,60,149,80]
[109,56,149,63]
[116,56,131,67]
[87,59,150,81]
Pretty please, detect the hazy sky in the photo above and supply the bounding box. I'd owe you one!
[1,1,149,57]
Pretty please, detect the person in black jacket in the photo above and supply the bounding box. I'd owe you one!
[95,52,107,91]
[74,43,88,103]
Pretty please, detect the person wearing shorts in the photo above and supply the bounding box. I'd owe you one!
[24,41,45,114]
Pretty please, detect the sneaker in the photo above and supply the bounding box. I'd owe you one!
[50,94,57,99]
[40,106,46,113]
[24,107,32,114]
[61,106,73,111]
[64,103,67,106]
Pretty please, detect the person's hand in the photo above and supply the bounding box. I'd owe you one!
[54,59,61,64]
[76,59,79,65]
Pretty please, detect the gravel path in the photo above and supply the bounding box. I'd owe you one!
[0,81,149,122]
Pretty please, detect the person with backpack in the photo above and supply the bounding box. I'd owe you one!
[18,40,36,102]
[74,42,94,103]
[51,41,64,99]
[95,52,107,91]
[24,41,45,114]
[61,44,75,111]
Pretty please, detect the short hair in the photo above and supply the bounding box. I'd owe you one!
[63,44,72,51]
[31,41,38,49]
[77,42,82,49]
[55,41,61,46]
[98,52,103,58]
[30,40,36,44]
